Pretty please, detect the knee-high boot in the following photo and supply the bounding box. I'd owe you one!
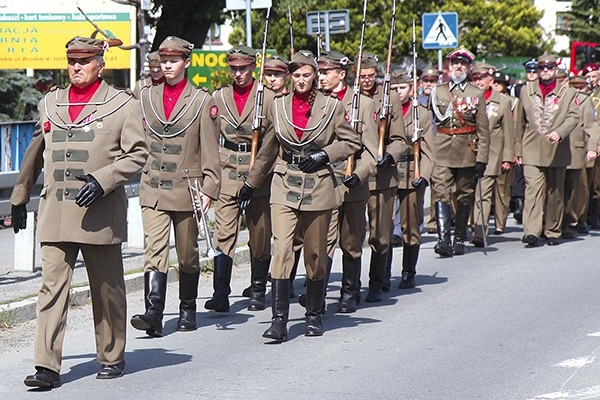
[305,278,326,336]
[453,203,471,255]
[130,271,167,337]
[383,248,392,292]
[289,249,301,298]
[204,254,232,312]
[337,255,361,313]
[177,270,199,331]
[434,202,453,257]
[399,244,419,289]
[365,251,386,302]
[248,257,271,311]
[298,256,331,309]
[262,279,290,341]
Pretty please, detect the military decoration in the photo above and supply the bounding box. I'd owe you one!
[210,105,219,119]
[43,121,51,133]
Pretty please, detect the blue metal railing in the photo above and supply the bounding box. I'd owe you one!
[0,121,36,172]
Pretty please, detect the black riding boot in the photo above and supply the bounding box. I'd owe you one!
[204,254,232,312]
[453,203,471,255]
[337,255,361,313]
[383,248,392,292]
[399,244,419,289]
[177,271,199,331]
[289,250,301,298]
[434,202,453,257]
[298,256,331,309]
[130,271,167,337]
[365,251,386,302]
[305,278,326,336]
[513,197,524,224]
[262,279,290,341]
[248,257,271,311]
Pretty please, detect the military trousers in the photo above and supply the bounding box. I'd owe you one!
[142,206,199,274]
[564,168,587,231]
[431,165,476,205]
[367,187,396,255]
[473,175,498,239]
[523,165,566,239]
[326,200,367,259]
[494,168,513,232]
[398,186,426,246]
[214,193,272,260]
[270,203,332,280]
[36,242,126,373]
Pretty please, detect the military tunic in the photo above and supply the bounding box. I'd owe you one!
[246,90,361,280]
[11,80,148,373]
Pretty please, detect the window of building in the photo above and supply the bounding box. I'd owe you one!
[556,12,569,35]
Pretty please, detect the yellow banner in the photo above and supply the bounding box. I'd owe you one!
[0,13,132,69]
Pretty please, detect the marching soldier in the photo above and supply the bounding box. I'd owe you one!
[390,70,434,288]
[562,75,598,238]
[317,51,377,310]
[515,52,582,247]
[470,63,514,246]
[131,36,221,337]
[12,36,148,387]
[429,46,490,256]
[133,51,164,98]
[239,50,360,339]
[583,62,600,229]
[264,55,290,94]
[357,52,408,297]
[211,46,275,312]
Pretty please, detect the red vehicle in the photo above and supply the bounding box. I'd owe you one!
[570,41,600,75]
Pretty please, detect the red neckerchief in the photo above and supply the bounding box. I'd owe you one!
[335,86,349,102]
[539,80,557,100]
[163,79,187,119]
[402,99,411,117]
[484,88,493,102]
[292,91,311,140]
[233,80,254,116]
[68,79,102,122]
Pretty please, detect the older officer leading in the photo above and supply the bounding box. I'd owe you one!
[11,36,148,388]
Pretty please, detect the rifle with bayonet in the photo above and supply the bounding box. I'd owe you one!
[411,20,422,180]
[288,4,294,57]
[249,7,271,171]
[345,0,368,177]
[377,0,396,161]
[316,11,322,59]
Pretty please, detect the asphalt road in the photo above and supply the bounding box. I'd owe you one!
[1,224,599,400]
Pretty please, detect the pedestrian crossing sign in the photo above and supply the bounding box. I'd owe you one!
[422,12,458,50]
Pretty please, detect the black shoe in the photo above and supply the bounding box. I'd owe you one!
[398,272,416,289]
[547,237,560,246]
[242,286,251,298]
[522,234,539,247]
[493,229,504,235]
[205,254,232,313]
[24,367,61,388]
[365,289,382,303]
[337,295,357,313]
[130,313,163,337]
[97,361,125,379]
[452,240,466,255]
[576,224,589,234]
[262,279,290,342]
[561,231,575,240]
[130,271,167,337]
[470,237,484,248]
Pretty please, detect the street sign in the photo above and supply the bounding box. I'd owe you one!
[226,0,272,10]
[306,10,350,35]
[422,12,458,50]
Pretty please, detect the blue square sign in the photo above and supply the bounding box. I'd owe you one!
[422,12,458,50]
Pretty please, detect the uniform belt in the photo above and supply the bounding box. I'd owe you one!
[223,139,252,152]
[282,151,302,165]
[398,154,415,162]
[437,126,476,135]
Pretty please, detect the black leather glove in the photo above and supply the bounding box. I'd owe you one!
[298,150,329,173]
[75,174,104,207]
[377,152,395,168]
[236,182,254,210]
[342,173,360,188]
[411,177,429,189]
[11,204,27,234]
[474,162,487,179]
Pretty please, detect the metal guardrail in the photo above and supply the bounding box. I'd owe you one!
[0,121,36,172]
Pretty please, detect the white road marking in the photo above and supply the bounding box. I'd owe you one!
[587,332,600,337]
[530,385,600,399]
[555,357,595,368]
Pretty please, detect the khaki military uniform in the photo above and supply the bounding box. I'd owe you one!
[139,81,221,274]
[246,91,361,280]
[515,81,582,239]
[11,81,148,373]
[472,91,514,239]
[213,82,275,260]
[133,76,154,99]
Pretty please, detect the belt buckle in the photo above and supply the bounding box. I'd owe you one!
[238,142,249,152]
[291,154,301,165]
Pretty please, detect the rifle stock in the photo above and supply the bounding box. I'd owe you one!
[377,0,395,161]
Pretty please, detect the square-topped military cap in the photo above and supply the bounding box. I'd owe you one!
[290,50,317,68]
[470,62,496,79]
[358,52,379,69]
[317,51,352,70]
[65,36,122,58]
[537,51,559,65]
[146,51,161,67]
[159,36,194,56]
[264,55,289,73]
[227,45,257,66]
[390,69,412,85]
[448,45,475,64]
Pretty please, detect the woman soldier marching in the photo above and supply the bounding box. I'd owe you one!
[237,50,361,341]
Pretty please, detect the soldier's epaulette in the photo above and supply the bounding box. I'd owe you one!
[213,84,231,92]
[575,91,590,100]
[194,85,209,93]
[274,92,286,99]
[48,84,65,93]
[123,88,134,95]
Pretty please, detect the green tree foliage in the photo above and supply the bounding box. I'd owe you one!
[0,71,44,122]
[567,0,600,43]
[229,0,546,65]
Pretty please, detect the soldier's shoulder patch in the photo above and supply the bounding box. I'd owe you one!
[43,121,51,133]
[344,112,351,123]
[210,105,219,119]
[373,111,378,121]
[142,117,147,129]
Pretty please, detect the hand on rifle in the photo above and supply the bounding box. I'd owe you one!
[474,162,487,180]
[342,173,360,188]
[298,150,329,173]
[411,177,428,189]
[377,152,395,168]
[237,182,254,210]
[75,174,104,207]
[11,204,27,233]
